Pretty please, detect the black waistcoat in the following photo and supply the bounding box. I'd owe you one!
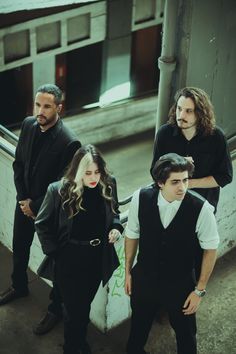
[137,185,204,281]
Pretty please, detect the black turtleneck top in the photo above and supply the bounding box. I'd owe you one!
[70,186,106,241]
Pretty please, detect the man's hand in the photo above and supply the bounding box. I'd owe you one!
[184,156,194,164]
[188,176,219,189]
[182,291,202,315]
[19,199,35,219]
[125,273,132,296]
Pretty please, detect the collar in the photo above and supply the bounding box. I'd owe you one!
[37,117,61,138]
[171,123,202,140]
[172,124,180,137]
[157,190,182,210]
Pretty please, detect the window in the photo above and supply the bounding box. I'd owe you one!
[36,22,61,53]
[67,13,90,44]
[4,30,30,63]
[134,0,156,24]
[130,25,162,97]
[57,42,102,116]
[0,64,33,127]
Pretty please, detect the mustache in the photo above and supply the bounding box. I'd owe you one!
[37,115,47,119]
[177,118,188,123]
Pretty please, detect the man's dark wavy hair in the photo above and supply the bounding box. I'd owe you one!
[151,153,194,185]
[168,87,216,135]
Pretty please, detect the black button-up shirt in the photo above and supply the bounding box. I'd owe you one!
[151,124,233,209]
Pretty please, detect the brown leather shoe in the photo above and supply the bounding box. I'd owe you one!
[0,286,29,305]
[33,311,61,335]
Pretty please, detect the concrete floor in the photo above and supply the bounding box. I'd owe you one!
[0,131,236,354]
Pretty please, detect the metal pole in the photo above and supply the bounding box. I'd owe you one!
[155,0,179,132]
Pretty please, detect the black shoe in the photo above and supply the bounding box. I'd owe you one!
[0,286,29,305]
[33,311,61,335]
[79,341,92,354]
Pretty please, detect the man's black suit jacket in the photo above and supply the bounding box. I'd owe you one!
[13,116,81,215]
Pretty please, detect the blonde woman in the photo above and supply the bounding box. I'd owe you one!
[35,144,123,354]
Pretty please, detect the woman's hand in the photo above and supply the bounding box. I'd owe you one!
[108,229,121,243]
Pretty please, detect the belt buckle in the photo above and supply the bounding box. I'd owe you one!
[90,238,101,247]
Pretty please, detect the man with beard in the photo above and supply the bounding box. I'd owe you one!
[0,84,81,334]
[151,87,232,211]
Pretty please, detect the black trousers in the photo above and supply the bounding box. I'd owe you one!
[55,243,103,354]
[12,203,35,292]
[127,267,197,354]
[11,204,62,315]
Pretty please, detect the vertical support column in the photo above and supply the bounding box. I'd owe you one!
[155,0,179,131]
[100,0,133,104]
[33,56,55,95]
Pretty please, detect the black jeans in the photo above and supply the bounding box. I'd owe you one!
[55,243,103,354]
[12,204,35,293]
[12,203,62,316]
[127,267,197,354]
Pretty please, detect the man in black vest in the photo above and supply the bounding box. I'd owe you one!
[0,84,81,334]
[125,153,219,354]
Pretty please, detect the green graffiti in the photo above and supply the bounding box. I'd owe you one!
[111,245,125,297]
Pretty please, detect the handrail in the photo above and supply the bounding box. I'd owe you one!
[118,195,132,206]
[0,124,19,143]
[228,135,236,158]
[0,141,15,158]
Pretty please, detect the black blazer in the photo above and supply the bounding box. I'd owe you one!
[13,116,81,214]
[35,179,124,286]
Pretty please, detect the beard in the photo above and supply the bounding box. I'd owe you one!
[36,114,58,130]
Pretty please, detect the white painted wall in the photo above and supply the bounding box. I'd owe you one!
[0,0,98,14]
[0,136,235,332]
[0,142,15,250]
[33,57,56,96]
[215,172,236,257]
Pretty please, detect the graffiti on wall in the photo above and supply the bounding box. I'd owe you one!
[110,244,125,297]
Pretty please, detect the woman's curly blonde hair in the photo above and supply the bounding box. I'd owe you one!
[59,144,115,218]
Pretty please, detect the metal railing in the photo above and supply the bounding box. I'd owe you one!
[119,199,132,225]
[228,135,236,159]
[0,140,15,158]
[0,124,19,144]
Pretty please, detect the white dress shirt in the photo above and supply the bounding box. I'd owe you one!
[125,188,220,250]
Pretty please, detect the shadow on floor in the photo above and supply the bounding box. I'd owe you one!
[0,244,236,354]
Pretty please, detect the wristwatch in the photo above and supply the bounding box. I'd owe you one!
[194,287,206,297]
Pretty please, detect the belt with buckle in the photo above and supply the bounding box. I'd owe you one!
[69,238,101,247]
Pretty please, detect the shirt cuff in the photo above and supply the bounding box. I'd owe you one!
[199,239,220,250]
[111,223,124,234]
[125,226,140,239]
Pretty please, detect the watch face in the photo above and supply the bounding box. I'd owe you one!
[194,288,206,297]
[199,290,206,297]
